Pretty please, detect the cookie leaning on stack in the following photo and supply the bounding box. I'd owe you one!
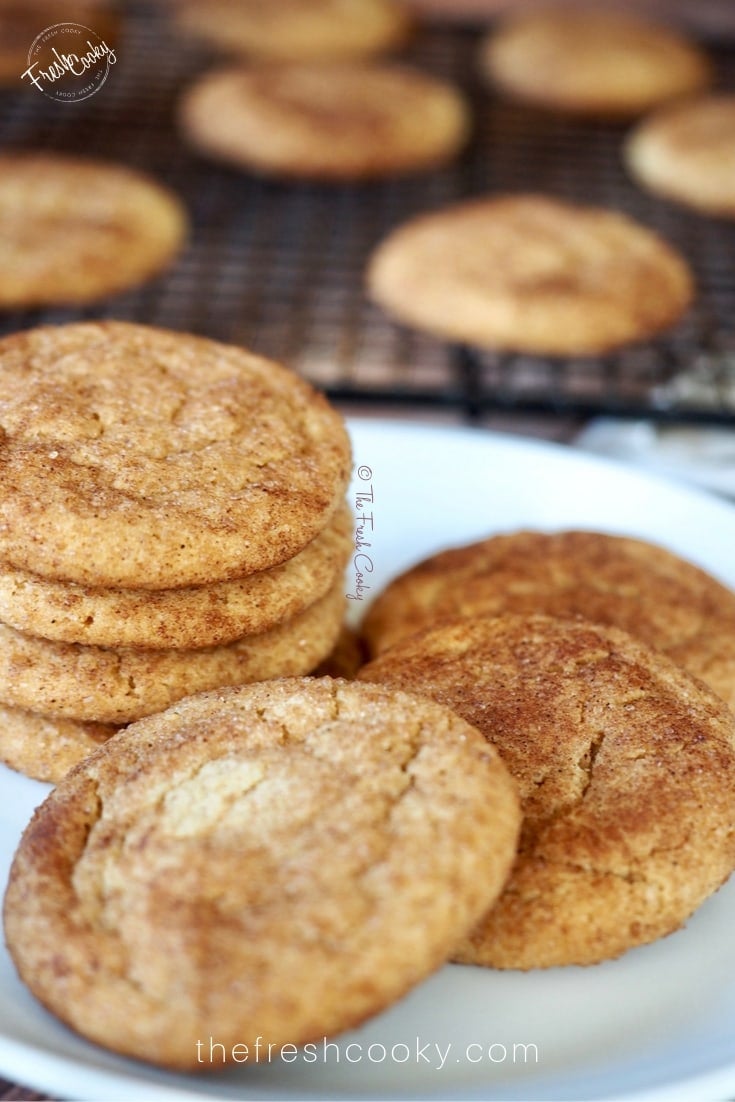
[4,677,521,1069]
[0,321,353,782]
[359,614,735,968]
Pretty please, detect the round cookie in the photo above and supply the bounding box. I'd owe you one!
[361,529,735,709]
[0,154,186,308]
[359,614,735,968]
[480,6,711,119]
[366,195,693,356]
[3,677,520,1068]
[0,704,117,784]
[625,95,735,219]
[0,502,352,650]
[179,62,469,181]
[0,322,351,589]
[173,0,413,61]
[0,582,346,724]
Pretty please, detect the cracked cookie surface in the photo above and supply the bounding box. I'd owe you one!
[0,154,186,307]
[0,322,351,588]
[359,614,735,968]
[0,582,346,723]
[3,677,520,1068]
[362,529,735,710]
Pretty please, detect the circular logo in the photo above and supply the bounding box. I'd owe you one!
[23,22,116,103]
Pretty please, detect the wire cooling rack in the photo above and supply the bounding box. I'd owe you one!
[2,1,735,422]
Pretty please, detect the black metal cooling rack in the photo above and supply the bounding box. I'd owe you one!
[2,2,735,423]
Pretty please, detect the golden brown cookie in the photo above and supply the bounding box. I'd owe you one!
[0,582,346,724]
[178,62,469,180]
[480,6,711,119]
[173,0,413,61]
[362,528,735,709]
[359,614,735,968]
[0,154,186,307]
[0,703,117,784]
[0,322,351,589]
[0,502,352,650]
[4,677,520,1068]
[625,95,735,219]
[366,195,693,356]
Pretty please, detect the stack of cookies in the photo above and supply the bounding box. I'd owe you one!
[0,320,353,783]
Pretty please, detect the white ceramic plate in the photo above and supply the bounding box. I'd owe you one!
[3,419,735,1102]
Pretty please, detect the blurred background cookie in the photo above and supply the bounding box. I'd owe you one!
[0,154,186,307]
[179,62,469,180]
[171,0,413,61]
[626,95,735,219]
[480,4,712,119]
[367,194,694,355]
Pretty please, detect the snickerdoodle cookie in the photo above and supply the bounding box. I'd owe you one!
[361,529,735,709]
[0,703,117,784]
[0,583,346,724]
[0,502,352,650]
[4,677,520,1068]
[359,615,735,968]
[179,62,469,180]
[481,6,711,119]
[366,195,693,355]
[0,322,351,589]
[626,95,735,219]
[0,154,186,307]
[173,0,413,61]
